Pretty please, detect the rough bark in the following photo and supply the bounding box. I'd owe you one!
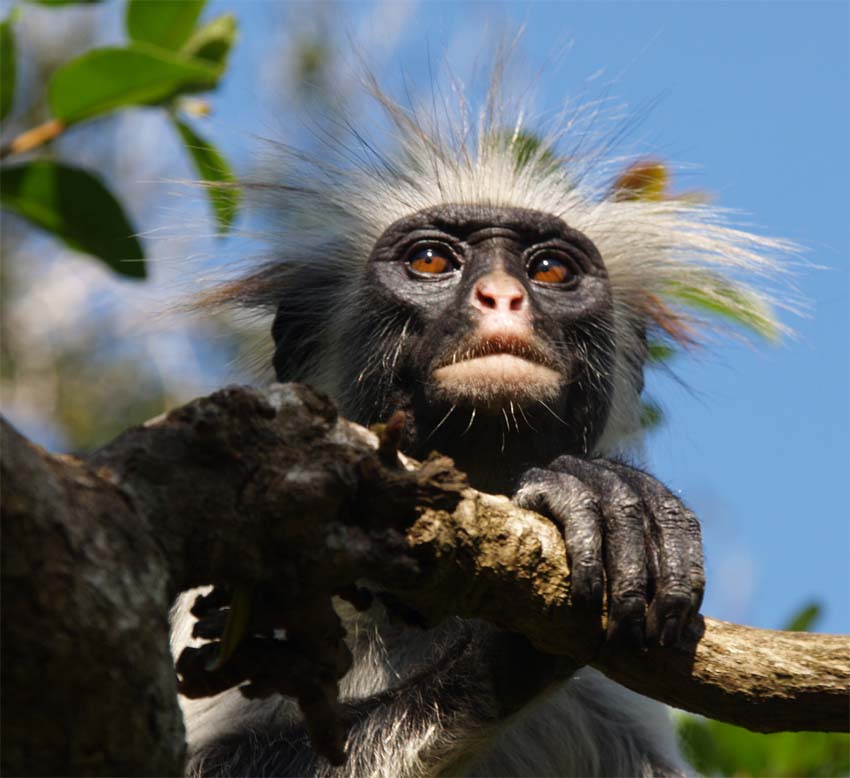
[1,414,184,776]
[2,383,848,776]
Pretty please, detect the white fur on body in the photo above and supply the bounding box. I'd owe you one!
[173,596,687,778]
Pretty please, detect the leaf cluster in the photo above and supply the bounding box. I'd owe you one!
[0,0,240,278]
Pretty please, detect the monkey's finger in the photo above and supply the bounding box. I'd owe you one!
[606,464,704,647]
[514,468,604,612]
[552,457,650,649]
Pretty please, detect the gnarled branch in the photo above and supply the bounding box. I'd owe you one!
[2,383,848,776]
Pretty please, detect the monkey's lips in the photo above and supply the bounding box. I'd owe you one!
[432,340,564,405]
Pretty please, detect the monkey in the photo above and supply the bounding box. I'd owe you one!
[170,66,787,778]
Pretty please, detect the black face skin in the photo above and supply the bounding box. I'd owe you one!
[341,204,616,492]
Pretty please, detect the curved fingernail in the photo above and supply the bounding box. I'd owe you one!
[608,617,647,652]
[660,614,683,647]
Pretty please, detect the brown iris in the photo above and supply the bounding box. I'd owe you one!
[529,256,572,284]
[409,247,453,274]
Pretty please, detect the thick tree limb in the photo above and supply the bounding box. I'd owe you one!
[2,383,848,775]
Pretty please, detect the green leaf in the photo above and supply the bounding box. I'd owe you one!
[173,117,239,232]
[0,161,145,278]
[181,13,237,67]
[783,601,822,632]
[647,341,676,365]
[24,0,104,5]
[47,44,221,124]
[664,279,780,342]
[489,129,558,174]
[639,400,665,431]
[126,0,206,52]
[678,715,850,777]
[0,15,15,121]
[613,160,668,201]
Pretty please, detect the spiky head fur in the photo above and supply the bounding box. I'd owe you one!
[200,65,790,454]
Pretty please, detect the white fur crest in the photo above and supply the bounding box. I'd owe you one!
[209,64,791,450]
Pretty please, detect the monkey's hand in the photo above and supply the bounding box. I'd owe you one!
[514,457,705,649]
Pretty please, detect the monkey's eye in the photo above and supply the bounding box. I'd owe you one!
[528,255,574,285]
[407,247,455,275]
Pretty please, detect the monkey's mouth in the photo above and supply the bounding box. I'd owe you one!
[431,336,565,405]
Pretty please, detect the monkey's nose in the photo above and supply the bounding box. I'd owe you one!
[472,272,527,314]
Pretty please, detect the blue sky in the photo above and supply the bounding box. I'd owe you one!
[200,0,849,635]
[202,1,848,634]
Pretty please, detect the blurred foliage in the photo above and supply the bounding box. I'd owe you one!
[126,0,204,51]
[612,159,669,202]
[0,0,250,454]
[0,13,16,120]
[785,603,823,633]
[500,128,558,174]
[1,160,144,275]
[1,0,239,277]
[679,718,849,778]
[48,44,222,123]
[676,602,850,777]
[26,0,105,5]
[647,342,676,365]
[181,13,236,69]
[664,279,780,343]
[173,116,239,231]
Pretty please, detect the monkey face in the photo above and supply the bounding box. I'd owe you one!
[352,204,617,464]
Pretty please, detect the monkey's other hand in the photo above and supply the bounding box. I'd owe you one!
[514,457,704,649]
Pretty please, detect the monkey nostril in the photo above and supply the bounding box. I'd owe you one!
[473,274,527,314]
[476,287,498,309]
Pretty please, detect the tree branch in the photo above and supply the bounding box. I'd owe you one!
[0,118,66,160]
[2,383,848,775]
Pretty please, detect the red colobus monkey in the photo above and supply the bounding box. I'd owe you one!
[171,65,787,778]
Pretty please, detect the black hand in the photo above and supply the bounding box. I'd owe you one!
[514,456,704,648]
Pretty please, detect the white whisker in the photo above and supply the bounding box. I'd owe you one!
[509,401,519,433]
[461,408,477,436]
[517,403,537,432]
[427,404,457,440]
[538,399,568,426]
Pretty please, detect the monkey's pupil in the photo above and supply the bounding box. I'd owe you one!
[531,257,570,284]
[410,249,450,274]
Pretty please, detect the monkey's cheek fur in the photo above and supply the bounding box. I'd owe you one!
[432,354,564,407]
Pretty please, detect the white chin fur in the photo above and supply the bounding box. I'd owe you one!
[432,354,563,406]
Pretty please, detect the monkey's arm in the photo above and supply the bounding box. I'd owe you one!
[185,621,579,778]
